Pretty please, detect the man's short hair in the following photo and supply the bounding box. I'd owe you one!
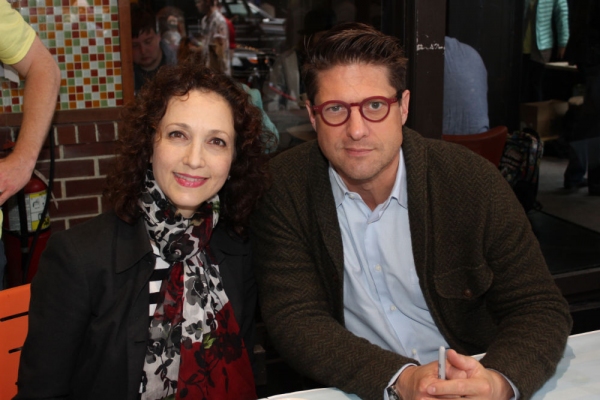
[131,5,158,38]
[302,22,408,104]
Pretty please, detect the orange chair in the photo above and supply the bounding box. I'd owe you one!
[442,126,509,167]
[0,284,31,399]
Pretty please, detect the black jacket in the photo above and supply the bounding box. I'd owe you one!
[16,212,256,399]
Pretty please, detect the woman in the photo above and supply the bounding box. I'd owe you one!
[16,62,272,400]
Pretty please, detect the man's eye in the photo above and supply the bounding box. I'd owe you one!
[325,104,344,113]
[367,101,384,110]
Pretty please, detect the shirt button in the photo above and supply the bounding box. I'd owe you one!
[349,194,355,199]
[463,288,473,298]
[390,305,397,311]
[375,265,382,271]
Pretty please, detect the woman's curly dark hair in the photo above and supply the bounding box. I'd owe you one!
[105,62,272,235]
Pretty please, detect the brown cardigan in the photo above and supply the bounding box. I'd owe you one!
[251,128,571,400]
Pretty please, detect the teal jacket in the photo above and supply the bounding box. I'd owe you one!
[526,0,570,50]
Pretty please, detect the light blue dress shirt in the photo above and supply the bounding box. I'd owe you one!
[329,150,449,364]
[329,150,518,400]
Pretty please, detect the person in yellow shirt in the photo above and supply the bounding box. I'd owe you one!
[0,0,60,289]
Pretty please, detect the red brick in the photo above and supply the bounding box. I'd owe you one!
[65,177,107,197]
[68,215,96,228]
[97,122,116,142]
[50,219,66,232]
[37,146,61,162]
[55,124,77,145]
[98,156,116,176]
[36,159,95,179]
[49,197,99,218]
[77,123,96,143]
[62,141,116,159]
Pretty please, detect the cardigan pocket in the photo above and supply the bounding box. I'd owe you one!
[433,264,493,300]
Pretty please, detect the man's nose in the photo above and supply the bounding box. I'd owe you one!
[345,107,369,140]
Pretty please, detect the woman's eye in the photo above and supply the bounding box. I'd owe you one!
[209,137,227,146]
[168,130,185,139]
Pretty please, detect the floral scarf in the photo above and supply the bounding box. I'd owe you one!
[139,169,256,400]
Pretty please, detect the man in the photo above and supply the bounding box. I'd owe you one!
[1,0,60,289]
[195,0,230,76]
[251,23,571,400]
[131,5,177,93]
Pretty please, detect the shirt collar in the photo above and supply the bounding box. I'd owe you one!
[329,149,407,209]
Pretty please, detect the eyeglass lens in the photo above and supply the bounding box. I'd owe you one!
[321,98,391,125]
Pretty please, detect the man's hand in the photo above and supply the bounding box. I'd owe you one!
[0,152,36,205]
[425,349,514,399]
[395,363,440,399]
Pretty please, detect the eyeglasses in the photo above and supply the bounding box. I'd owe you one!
[311,96,399,127]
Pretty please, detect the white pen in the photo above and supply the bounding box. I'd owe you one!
[438,346,446,380]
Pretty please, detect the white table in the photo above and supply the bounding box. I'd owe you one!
[262,330,600,400]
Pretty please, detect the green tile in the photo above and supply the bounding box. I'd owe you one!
[75,70,82,78]
[100,84,106,91]
[101,100,108,107]
[64,31,71,39]
[61,102,69,109]
[12,105,22,112]
[73,39,80,46]
[106,53,112,61]
[97,46,104,53]
[113,37,119,45]
[48,39,56,47]
[66,47,72,54]
[92,77,98,84]
[98,61,105,68]
[82,54,89,62]
[116,91,122,99]
[60,87,68,94]
[107,77,113,83]
[38,15,46,23]
[84,93,91,100]
[110,6,117,13]
[68,78,75,86]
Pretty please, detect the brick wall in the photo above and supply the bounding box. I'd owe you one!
[1,121,120,233]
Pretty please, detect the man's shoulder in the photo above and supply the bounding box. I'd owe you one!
[270,140,323,173]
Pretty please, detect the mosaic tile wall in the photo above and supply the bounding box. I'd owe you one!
[1,0,124,113]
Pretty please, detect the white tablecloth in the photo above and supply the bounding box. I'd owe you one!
[262,330,600,400]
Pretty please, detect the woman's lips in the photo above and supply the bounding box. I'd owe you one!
[174,172,207,188]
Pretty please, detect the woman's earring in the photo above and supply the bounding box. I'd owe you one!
[227,175,231,181]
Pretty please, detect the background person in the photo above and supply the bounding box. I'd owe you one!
[16,63,272,399]
[443,36,489,135]
[131,4,177,93]
[195,0,231,75]
[251,23,571,400]
[521,0,569,102]
[0,0,60,290]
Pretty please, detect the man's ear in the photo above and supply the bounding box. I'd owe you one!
[306,100,317,132]
[400,90,410,125]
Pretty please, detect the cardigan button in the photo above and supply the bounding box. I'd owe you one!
[463,288,473,298]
